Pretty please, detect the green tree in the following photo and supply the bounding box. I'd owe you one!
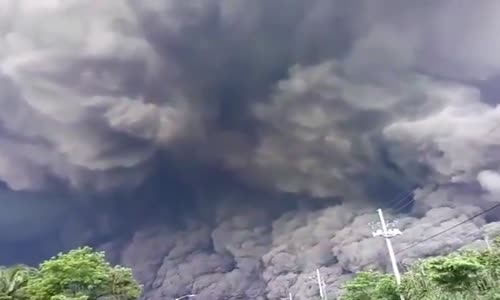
[0,265,35,300]
[25,247,141,300]
[400,261,434,300]
[340,270,399,300]
[339,237,500,300]
[425,254,484,293]
[106,266,142,300]
[50,295,88,300]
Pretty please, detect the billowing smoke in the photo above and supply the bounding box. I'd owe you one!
[1,0,500,299]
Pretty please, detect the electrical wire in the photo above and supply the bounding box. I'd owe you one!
[362,119,500,268]
[386,118,500,215]
[395,202,500,255]
[462,229,483,240]
[388,189,417,211]
[391,183,440,214]
[361,203,500,270]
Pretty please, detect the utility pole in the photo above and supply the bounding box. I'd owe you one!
[485,235,492,252]
[316,269,324,300]
[281,292,293,300]
[313,269,329,300]
[417,258,426,275]
[371,209,404,300]
[322,275,328,300]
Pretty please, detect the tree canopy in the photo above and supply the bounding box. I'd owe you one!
[340,237,500,300]
[0,265,34,300]
[0,247,141,300]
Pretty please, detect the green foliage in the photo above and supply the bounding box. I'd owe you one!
[400,262,434,300]
[341,238,500,300]
[26,247,109,299]
[0,265,35,300]
[107,266,142,299]
[341,270,399,300]
[425,254,484,292]
[20,247,141,300]
[50,295,89,300]
[493,237,500,249]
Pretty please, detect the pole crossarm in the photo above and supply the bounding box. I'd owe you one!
[175,294,197,300]
[372,228,402,238]
[371,209,405,300]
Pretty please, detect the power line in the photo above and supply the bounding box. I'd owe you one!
[388,189,416,211]
[392,199,415,213]
[371,209,405,300]
[388,117,500,213]
[485,119,500,136]
[395,202,500,255]
[361,203,500,270]
[361,117,500,270]
[383,185,426,214]
[463,230,482,240]
[381,188,416,213]
[387,117,500,246]
[391,183,440,214]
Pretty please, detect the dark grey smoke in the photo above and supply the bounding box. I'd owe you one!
[1,0,500,299]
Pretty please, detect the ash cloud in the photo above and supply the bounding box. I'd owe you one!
[1,0,500,299]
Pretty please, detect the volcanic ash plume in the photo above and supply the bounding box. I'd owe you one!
[1,0,500,299]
